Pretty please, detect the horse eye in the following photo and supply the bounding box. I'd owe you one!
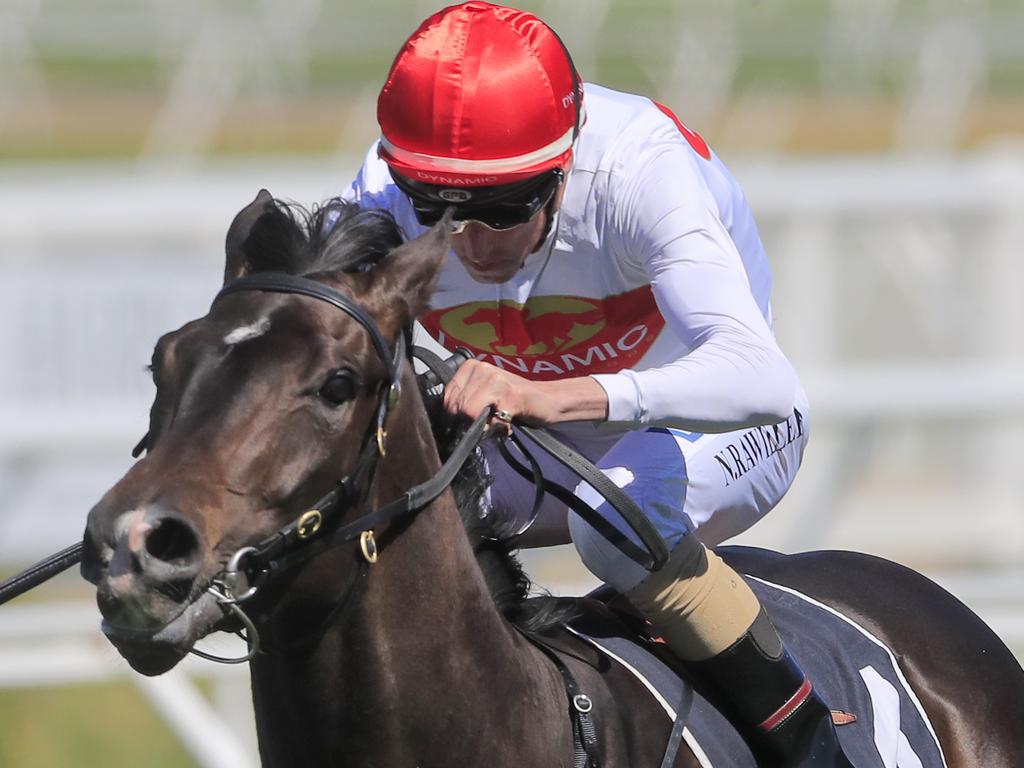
[318,372,356,406]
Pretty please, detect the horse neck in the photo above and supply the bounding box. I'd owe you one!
[251,388,563,766]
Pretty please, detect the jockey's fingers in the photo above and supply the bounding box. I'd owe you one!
[444,360,483,402]
[441,380,461,413]
[442,380,490,421]
[442,360,480,409]
[447,362,496,403]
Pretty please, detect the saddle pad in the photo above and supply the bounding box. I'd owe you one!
[570,576,947,768]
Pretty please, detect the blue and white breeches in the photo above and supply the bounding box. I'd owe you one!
[482,388,810,592]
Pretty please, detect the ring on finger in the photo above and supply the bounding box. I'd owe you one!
[494,409,513,423]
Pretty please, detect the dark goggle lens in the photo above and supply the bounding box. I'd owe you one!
[403,170,563,230]
[412,203,537,230]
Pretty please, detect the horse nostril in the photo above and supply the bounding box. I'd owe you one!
[145,516,201,569]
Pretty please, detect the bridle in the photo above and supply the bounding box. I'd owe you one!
[150,270,670,664]
[198,271,426,661]
[203,271,524,663]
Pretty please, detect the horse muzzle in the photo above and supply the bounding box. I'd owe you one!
[81,504,221,674]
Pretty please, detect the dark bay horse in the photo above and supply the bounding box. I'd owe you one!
[81,192,1024,766]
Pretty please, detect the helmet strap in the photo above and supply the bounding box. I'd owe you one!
[532,174,567,253]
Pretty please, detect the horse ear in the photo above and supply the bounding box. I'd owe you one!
[224,189,309,284]
[224,189,278,283]
[372,213,451,324]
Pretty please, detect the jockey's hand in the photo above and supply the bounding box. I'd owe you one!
[443,359,609,429]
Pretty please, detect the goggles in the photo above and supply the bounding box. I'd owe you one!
[391,169,564,232]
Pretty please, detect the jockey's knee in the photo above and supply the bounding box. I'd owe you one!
[568,432,691,591]
[568,504,689,593]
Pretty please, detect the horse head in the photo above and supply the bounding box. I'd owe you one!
[80,190,449,675]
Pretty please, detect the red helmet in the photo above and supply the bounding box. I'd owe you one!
[377,1,583,188]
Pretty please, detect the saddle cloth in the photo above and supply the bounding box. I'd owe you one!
[570,576,947,767]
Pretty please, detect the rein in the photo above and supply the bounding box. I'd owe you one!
[205,275,667,647]
[0,542,83,606]
[413,346,668,568]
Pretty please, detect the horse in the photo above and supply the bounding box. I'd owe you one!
[81,191,1024,767]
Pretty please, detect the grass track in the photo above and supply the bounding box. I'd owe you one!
[0,682,197,768]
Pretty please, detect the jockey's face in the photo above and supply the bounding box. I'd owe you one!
[449,176,566,284]
[450,208,551,284]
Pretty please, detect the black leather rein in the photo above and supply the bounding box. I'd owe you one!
[211,272,667,600]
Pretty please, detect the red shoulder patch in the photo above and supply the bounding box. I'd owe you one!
[653,100,712,160]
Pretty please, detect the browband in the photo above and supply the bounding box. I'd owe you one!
[214,273,402,384]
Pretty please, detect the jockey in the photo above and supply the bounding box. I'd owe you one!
[343,2,852,765]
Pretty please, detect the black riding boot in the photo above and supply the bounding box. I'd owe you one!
[687,608,855,767]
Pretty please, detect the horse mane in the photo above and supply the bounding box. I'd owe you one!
[245,196,578,633]
[237,196,405,276]
[421,390,581,633]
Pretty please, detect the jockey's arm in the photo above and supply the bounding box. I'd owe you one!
[589,145,798,433]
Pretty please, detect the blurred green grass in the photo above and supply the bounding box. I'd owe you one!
[0,683,197,768]
[0,570,197,765]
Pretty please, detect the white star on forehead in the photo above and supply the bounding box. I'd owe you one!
[224,317,271,346]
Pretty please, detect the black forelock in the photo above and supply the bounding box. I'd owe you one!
[305,199,405,274]
[241,197,405,277]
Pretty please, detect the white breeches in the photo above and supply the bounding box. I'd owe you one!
[483,388,810,593]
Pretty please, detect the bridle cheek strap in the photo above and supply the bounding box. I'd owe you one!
[209,272,415,590]
[249,408,490,578]
[215,273,403,384]
[215,271,406,492]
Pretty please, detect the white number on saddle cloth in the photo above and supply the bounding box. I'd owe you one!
[859,666,925,768]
